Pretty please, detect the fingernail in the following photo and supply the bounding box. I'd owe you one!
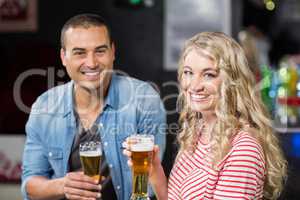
[98,184,102,189]
[94,180,98,184]
[97,193,101,198]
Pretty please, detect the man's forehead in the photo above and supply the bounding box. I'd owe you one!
[64,26,110,48]
[65,25,108,36]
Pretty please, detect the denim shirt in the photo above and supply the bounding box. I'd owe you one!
[21,74,166,200]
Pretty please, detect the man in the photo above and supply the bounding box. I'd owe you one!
[21,13,166,200]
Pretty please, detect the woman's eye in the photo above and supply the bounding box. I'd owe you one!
[183,70,193,76]
[204,73,216,78]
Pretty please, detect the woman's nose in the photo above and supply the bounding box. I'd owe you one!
[189,77,204,92]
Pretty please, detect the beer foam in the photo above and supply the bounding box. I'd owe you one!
[130,142,154,152]
[80,150,102,157]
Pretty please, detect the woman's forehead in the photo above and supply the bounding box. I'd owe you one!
[183,48,218,70]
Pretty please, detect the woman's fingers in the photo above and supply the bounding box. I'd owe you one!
[153,145,160,153]
[127,159,133,167]
[122,149,132,156]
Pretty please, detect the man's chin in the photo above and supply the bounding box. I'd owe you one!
[75,82,101,92]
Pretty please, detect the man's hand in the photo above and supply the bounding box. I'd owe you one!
[63,171,102,200]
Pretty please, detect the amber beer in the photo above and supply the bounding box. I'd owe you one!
[130,135,154,200]
[79,141,102,182]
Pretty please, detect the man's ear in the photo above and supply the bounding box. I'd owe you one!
[111,42,116,61]
[60,48,67,67]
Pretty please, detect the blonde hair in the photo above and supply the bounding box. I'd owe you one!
[176,32,287,199]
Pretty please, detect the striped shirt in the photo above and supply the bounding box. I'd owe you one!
[168,131,266,200]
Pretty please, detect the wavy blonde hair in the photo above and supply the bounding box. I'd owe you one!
[176,32,287,199]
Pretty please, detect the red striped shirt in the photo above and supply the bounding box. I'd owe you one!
[168,131,266,200]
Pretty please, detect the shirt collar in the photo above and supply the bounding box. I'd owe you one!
[104,73,118,110]
[64,73,118,117]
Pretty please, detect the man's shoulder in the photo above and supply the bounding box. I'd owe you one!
[31,81,72,114]
[113,75,159,96]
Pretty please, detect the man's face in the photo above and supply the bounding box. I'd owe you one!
[61,26,115,93]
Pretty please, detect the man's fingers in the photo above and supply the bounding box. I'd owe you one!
[101,176,106,182]
[65,179,101,191]
[67,172,97,184]
[64,186,101,199]
[65,192,97,200]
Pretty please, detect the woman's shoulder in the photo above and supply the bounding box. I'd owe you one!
[230,127,265,162]
[232,127,260,145]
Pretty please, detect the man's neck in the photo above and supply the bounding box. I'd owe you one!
[74,85,105,116]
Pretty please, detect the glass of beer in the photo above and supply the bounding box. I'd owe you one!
[79,141,102,183]
[129,134,154,200]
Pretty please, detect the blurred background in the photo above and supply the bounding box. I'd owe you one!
[1,0,300,199]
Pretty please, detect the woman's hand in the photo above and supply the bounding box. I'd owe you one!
[122,141,161,179]
[122,139,168,200]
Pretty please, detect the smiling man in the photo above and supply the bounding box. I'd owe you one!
[21,14,166,200]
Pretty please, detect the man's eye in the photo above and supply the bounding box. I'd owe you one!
[96,49,106,54]
[73,51,85,56]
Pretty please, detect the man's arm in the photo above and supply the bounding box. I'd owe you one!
[21,119,54,200]
[26,172,101,200]
[22,111,101,200]
[26,176,65,200]
[22,123,65,200]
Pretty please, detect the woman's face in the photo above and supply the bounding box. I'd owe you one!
[181,49,222,114]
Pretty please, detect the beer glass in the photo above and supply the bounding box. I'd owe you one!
[129,134,154,200]
[79,141,102,183]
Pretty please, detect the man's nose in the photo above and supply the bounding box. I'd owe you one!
[85,53,97,68]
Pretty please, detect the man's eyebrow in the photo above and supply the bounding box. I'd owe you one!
[72,47,85,52]
[71,45,109,52]
[95,45,109,50]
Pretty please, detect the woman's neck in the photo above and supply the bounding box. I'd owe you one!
[199,112,217,144]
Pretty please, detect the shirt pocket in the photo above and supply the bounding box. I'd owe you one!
[47,147,64,177]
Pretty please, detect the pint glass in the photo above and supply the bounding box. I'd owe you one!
[79,141,102,183]
[129,134,154,200]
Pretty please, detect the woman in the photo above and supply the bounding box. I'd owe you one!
[124,32,287,200]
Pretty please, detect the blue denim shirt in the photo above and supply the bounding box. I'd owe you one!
[21,74,166,200]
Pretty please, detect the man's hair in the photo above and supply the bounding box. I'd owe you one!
[60,13,113,49]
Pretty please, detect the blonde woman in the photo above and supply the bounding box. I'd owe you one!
[124,32,287,200]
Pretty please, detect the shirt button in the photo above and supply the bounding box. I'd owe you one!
[109,164,113,168]
[116,185,121,190]
[48,152,52,157]
[104,142,108,146]
[99,123,103,128]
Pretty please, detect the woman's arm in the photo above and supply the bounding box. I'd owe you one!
[148,146,168,200]
[123,144,168,200]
